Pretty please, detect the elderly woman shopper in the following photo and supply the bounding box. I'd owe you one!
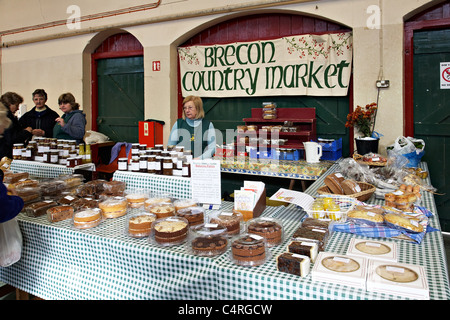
[167,95,216,159]
[0,92,33,159]
[53,93,86,144]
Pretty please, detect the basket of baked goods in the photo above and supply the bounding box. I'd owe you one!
[318,172,376,202]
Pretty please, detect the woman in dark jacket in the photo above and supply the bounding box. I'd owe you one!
[0,92,33,159]
[18,89,59,138]
[0,105,24,222]
[53,93,86,144]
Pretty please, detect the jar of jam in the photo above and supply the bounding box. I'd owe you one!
[154,156,162,175]
[154,144,164,151]
[66,157,76,168]
[131,157,140,172]
[21,147,32,161]
[147,155,156,174]
[139,155,148,173]
[118,158,128,171]
[59,155,68,166]
[167,145,175,151]
[13,144,24,160]
[162,157,173,175]
[139,144,147,151]
[43,151,50,163]
[182,159,191,177]
[68,140,77,151]
[50,150,59,164]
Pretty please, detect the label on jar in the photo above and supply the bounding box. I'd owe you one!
[118,161,128,171]
[50,155,59,163]
[131,161,140,171]
[163,162,173,169]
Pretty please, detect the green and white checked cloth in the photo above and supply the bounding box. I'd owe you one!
[0,161,448,300]
[10,160,95,179]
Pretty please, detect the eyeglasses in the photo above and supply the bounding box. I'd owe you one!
[183,106,195,111]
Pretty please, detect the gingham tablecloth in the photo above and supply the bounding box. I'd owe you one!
[0,161,448,300]
[10,160,95,179]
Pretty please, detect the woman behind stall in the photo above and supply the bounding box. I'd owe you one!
[0,92,33,159]
[0,103,24,222]
[53,93,86,144]
[167,95,216,159]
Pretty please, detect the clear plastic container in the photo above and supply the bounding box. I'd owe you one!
[144,193,173,211]
[246,217,284,247]
[146,202,175,219]
[176,206,205,226]
[127,211,157,238]
[208,210,243,236]
[230,233,271,267]
[103,180,126,196]
[125,189,150,208]
[150,216,189,246]
[58,174,84,188]
[98,196,128,219]
[72,208,103,229]
[173,198,198,213]
[16,187,41,204]
[188,223,229,257]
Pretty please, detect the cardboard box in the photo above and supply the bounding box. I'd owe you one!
[139,121,163,147]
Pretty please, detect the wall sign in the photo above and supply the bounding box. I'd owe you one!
[440,62,450,89]
[178,32,352,97]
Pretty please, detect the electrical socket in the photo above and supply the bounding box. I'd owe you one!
[376,80,390,88]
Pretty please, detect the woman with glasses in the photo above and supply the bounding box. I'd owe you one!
[53,93,86,144]
[167,95,216,159]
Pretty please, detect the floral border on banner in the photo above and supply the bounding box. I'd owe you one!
[178,32,353,97]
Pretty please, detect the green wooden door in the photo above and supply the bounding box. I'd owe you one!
[413,29,450,231]
[97,56,144,143]
[203,96,350,156]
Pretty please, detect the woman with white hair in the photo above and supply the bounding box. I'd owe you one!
[0,102,24,222]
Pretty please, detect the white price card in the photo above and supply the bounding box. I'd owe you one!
[190,159,221,205]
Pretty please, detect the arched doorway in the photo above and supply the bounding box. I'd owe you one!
[404,2,450,231]
[91,32,144,143]
[178,13,353,155]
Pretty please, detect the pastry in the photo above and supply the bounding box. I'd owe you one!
[322,256,360,273]
[191,234,228,256]
[287,240,318,262]
[176,206,204,226]
[125,192,148,208]
[72,197,99,210]
[60,174,84,188]
[73,208,102,229]
[355,241,391,255]
[153,217,188,244]
[376,265,419,283]
[347,209,384,225]
[102,180,126,196]
[99,197,128,219]
[277,252,311,277]
[231,234,266,265]
[3,172,29,184]
[384,213,423,233]
[25,200,58,217]
[47,205,74,222]
[209,211,242,236]
[292,227,329,251]
[173,198,198,212]
[128,213,156,237]
[247,218,282,246]
[16,187,41,204]
[57,194,79,205]
[324,173,345,194]
[341,179,361,195]
[149,203,175,219]
[144,197,172,211]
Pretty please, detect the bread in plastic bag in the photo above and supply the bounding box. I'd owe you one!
[0,218,22,267]
[84,130,110,144]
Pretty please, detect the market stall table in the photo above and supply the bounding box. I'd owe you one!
[0,161,448,300]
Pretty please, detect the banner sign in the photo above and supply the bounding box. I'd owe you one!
[178,32,352,97]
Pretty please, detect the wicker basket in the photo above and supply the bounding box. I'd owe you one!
[317,181,376,202]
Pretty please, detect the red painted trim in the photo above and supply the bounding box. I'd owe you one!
[92,49,143,60]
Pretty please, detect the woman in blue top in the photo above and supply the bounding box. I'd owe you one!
[167,96,216,159]
[53,93,86,144]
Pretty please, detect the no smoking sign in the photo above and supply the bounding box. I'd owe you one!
[440,62,450,88]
